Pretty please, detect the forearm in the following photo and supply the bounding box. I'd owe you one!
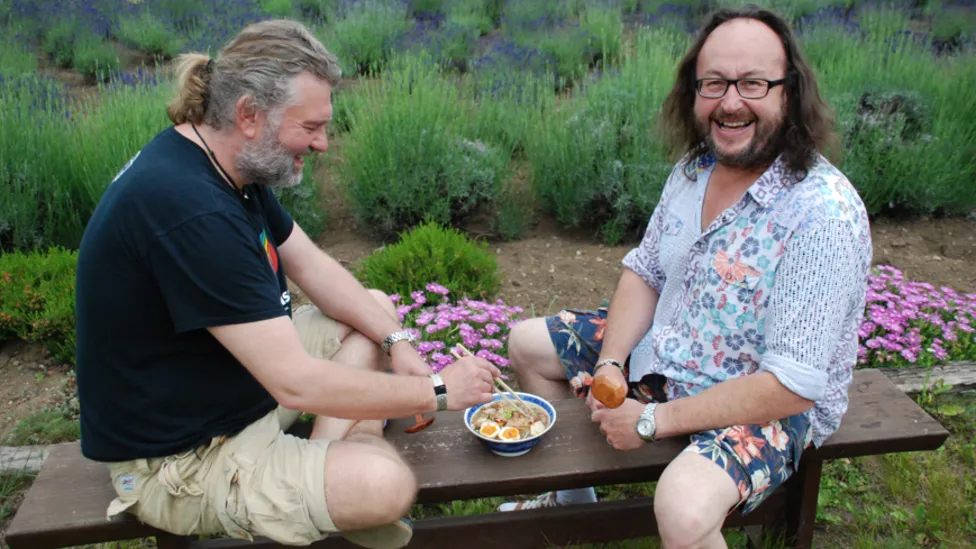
[598,268,660,362]
[654,372,814,439]
[283,358,436,419]
[290,250,401,345]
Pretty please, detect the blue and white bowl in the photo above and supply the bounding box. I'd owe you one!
[464,392,557,457]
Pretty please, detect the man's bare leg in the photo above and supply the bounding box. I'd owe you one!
[498,317,596,511]
[308,289,399,460]
[305,289,417,548]
[508,317,574,402]
[654,452,741,549]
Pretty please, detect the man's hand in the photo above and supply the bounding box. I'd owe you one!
[389,341,433,376]
[438,356,500,410]
[592,398,645,451]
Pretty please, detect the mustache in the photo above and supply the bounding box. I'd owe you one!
[711,113,755,124]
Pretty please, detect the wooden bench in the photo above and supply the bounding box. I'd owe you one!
[3,369,950,549]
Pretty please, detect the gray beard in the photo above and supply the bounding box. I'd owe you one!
[236,128,304,190]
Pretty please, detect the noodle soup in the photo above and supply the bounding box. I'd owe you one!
[464,392,557,457]
[471,400,550,441]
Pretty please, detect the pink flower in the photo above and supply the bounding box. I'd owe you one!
[425,282,451,296]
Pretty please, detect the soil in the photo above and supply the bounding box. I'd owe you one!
[0,342,70,443]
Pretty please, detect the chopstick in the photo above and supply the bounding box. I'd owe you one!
[454,344,540,422]
[448,348,523,416]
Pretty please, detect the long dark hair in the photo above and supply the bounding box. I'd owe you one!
[659,4,839,176]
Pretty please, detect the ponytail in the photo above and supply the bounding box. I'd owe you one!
[166,53,211,125]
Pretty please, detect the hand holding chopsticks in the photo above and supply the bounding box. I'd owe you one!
[451,344,542,423]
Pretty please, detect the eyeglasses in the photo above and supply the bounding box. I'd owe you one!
[695,77,788,99]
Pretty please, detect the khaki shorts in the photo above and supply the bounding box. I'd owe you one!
[106,304,343,546]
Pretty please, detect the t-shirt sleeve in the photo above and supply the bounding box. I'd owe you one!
[148,212,288,333]
[262,187,294,245]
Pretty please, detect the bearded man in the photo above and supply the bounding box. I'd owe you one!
[498,6,873,548]
[74,19,500,549]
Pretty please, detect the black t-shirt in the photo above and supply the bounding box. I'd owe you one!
[75,126,294,462]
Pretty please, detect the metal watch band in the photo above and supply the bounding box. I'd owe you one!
[594,358,623,373]
[429,373,448,412]
[637,402,658,442]
[381,330,415,354]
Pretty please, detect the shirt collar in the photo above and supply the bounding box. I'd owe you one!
[744,154,801,208]
[687,152,803,208]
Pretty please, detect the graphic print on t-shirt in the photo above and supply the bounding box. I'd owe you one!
[259,229,279,273]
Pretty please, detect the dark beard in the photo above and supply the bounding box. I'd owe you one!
[699,116,785,171]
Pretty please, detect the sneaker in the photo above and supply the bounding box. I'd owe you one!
[342,517,413,549]
[497,492,561,512]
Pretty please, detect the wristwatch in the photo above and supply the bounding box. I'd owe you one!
[381,330,416,355]
[429,373,448,411]
[636,402,658,442]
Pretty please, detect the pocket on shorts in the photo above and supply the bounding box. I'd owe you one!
[214,456,255,541]
[243,469,322,546]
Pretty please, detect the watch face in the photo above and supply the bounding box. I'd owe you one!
[637,419,651,438]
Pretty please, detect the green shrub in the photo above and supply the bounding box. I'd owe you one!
[411,0,444,18]
[580,3,623,67]
[0,30,37,76]
[260,0,295,18]
[525,27,684,244]
[325,0,410,76]
[115,11,185,59]
[802,22,976,217]
[71,36,121,83]
[341,54,508,240]
[296,0,341,22]
[446,0,494,36]
[41,19,77,68]
[0,73,79,252]
[0,247,78,366]
[354,221,501,301]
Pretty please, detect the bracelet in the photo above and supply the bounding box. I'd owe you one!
[429,373,448,412]
[594,358,623,373]
[381,330,416,355]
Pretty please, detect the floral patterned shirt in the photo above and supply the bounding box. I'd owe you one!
[623,152,873,447]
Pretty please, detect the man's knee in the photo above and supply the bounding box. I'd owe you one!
[366,289,398,320]
[361,454,417,522]
[653,495,716,549]
[508,318,550,367]
[653,454,736,548]
[327,449,417,527]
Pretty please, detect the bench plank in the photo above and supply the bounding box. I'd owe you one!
[4,369,950,549]
[807,369,950,459]
[189,491,787,549]
[2,442,162,549]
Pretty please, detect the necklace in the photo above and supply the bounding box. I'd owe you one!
[190,123,249,199]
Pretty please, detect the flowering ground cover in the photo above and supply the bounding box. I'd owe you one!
[860,266,976,368]
[393,283,524,373]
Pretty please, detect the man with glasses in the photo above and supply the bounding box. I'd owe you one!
[498,6,872,547]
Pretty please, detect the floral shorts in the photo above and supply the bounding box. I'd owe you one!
[546,308,813,515]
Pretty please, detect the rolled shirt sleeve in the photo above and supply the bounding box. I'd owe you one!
[760,219,865,401]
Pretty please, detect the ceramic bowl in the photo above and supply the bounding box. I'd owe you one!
[464,392,557,457]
